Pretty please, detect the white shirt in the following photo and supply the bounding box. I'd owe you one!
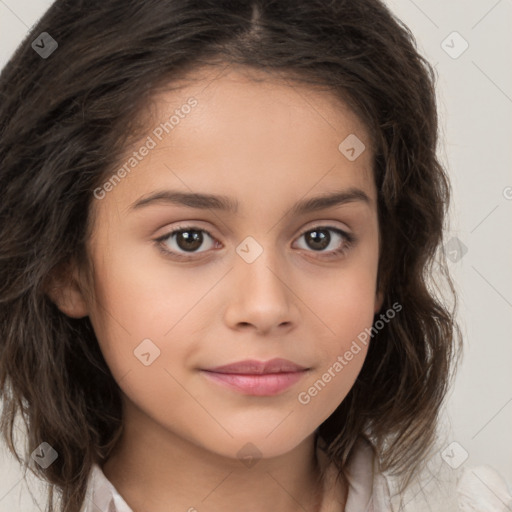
[80,437,512,512]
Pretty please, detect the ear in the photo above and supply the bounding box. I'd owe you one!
[374,288,384,315]
[44,260,89,318]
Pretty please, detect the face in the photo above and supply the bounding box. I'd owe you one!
[55,65,383,461]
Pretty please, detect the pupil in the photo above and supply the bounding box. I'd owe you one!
[308,229,329,250]
[177,230,203,251]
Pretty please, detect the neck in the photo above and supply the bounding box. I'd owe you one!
[101,401,334,512]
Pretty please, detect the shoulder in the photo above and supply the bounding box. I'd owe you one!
[340,436,512,512]
[379,449,512,511]
[456,464,512,511]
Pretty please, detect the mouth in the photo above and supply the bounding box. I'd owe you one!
[200,358,310,396]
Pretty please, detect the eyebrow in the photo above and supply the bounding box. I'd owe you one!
[128,187,371,215]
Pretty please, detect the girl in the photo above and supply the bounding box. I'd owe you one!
[0,1,510,511]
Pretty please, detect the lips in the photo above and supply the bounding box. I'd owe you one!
[203,358,309,374]
[200,358,310,396]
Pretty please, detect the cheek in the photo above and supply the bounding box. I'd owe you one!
[85,251,201,429]
[298,263,377,404]
[87,240,210,348]
[85,245,225,426]
[308,261,378,343]
[296,292,372,415]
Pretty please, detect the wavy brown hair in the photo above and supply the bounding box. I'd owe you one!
[0,0,462,510]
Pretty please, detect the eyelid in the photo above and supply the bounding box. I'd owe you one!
[154,224,217,259]
[154,222,356,260]
[291,225,356,255]
[295,219,352,238]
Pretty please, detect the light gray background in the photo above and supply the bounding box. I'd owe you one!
[1,0,511,509]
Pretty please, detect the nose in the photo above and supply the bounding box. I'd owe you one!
[223,248,299,335]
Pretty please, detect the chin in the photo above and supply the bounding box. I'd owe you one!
[211,429,311,462]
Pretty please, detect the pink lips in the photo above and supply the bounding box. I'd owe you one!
[200,358,310,396]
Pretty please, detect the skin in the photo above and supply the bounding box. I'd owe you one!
[49,65,383,512]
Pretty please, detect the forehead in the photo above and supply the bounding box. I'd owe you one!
[146,64,372,148]
[91,65,376,226]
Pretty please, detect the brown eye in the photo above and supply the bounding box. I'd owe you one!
[175,229,204,252]
[156,226,217,257]
[304,229,331,250]
[294,226,355,258]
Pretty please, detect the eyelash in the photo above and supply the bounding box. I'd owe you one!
[154,224,356,261]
